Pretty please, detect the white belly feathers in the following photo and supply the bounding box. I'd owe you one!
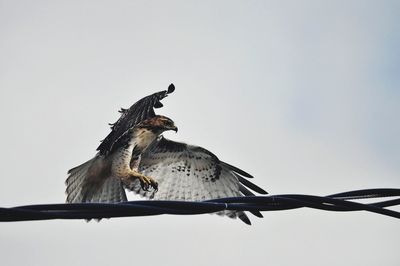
[111,128,158,178]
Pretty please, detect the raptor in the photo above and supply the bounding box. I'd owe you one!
[65,84,267,224]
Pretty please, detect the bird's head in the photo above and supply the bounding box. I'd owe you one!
[138,115,178,134]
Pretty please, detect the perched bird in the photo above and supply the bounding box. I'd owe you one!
[65,84,267,224]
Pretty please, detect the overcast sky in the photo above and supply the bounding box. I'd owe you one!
[0,1,399,265]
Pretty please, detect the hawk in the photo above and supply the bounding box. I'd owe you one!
[65,84,267,224]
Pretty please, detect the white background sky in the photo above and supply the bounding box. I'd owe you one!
[0,1,399,265]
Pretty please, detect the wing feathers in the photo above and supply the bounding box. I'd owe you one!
[221,161,254,178]
[238,212,252,225]
[236,174,268,195]
[97,84,174,155]
[130,137,267,224]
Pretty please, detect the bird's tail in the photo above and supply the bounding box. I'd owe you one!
[65,156,127,203]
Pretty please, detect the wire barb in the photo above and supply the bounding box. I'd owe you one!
[0,188,399,222]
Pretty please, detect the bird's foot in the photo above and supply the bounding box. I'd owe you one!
[137,174,158,192]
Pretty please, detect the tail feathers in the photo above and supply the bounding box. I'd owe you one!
[65,156,127,203]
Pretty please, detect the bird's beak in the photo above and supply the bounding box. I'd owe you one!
[172,126,178,133]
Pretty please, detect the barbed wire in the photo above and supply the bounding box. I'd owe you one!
[1,188,399,222]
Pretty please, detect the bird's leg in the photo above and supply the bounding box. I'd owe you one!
[123,170,158,192]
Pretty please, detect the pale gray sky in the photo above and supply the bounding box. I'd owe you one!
[0,1,399,265]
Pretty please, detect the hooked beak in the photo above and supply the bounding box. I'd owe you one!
[172,126,178,133]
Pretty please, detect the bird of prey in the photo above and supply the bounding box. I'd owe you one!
[65,84,267,224]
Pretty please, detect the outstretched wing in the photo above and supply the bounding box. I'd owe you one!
[125,137,268,225]
[97,84,175,156]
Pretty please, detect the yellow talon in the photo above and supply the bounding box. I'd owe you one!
[137,174,158,192]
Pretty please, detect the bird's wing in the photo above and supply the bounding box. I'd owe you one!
[125,137,267,225]
[97,84,175,155]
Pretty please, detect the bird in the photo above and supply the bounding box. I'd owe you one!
[65,84,267,224]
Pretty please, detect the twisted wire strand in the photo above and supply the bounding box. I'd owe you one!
[1,188,399,222]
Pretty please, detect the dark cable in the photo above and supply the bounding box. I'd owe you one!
[0,188,399,222]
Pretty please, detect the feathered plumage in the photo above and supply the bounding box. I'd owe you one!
[65,83,267,224]
[124,137,267,224]
[97,84,175,156]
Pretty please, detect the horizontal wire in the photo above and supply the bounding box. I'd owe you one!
[0,188,399,222]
